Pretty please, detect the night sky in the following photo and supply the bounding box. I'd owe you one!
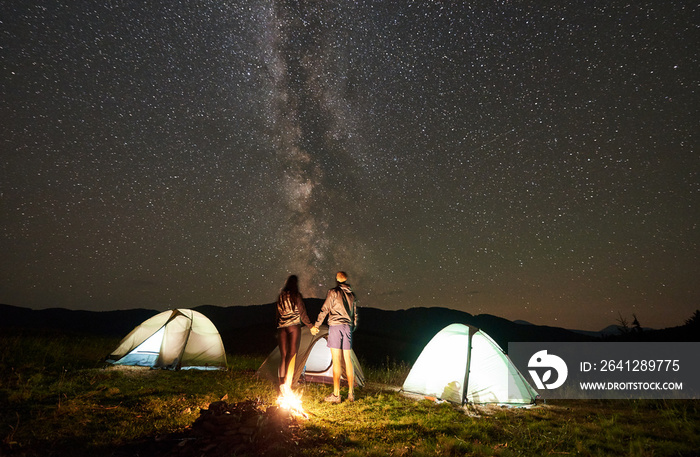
[1,1,697,331]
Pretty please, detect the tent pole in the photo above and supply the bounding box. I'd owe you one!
[461,328,474,405]
[176,311,195,370]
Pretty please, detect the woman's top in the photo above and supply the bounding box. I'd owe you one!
[276,291,313,329]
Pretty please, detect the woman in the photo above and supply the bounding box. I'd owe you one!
[276,275,313,394]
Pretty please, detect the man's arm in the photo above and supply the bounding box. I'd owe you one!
[313,289,333,329]
[353,302,358,330]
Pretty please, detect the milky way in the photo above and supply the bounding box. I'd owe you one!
[262,1,369,296]
[1,1,697,330]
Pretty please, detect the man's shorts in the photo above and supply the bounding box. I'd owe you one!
[327,324,352,350]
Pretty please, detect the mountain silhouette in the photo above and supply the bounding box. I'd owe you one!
[1,302,695,364]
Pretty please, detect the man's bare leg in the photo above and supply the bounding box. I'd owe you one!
[330,347,342,397]
[343,349,355,400]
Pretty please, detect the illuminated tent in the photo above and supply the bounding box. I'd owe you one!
[106,309,227,370]
[402,323,537,404]
[256,325,364,387]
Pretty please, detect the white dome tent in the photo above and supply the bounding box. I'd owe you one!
[257,325,364,387]
[402,323,537,405]
[107,309,227,370]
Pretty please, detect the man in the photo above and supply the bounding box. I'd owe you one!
[311,271,358,403]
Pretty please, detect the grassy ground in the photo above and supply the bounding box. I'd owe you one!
[1,332,698,456]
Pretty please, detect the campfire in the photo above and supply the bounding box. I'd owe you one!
[276,388,309,420]
[138,397,308,456]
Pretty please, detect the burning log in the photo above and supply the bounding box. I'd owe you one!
[275,389,309,420]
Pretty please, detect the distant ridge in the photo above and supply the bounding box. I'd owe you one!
[1,302,696,364]
[570,325,624,339]
[512,319,534,326]
[0,304,157,337]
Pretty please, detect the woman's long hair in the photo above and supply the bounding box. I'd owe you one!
[282,275,300,296]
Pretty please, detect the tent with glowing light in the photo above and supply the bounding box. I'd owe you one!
[402,323,537,404]
[256,325,365,387]
[106,309,227,370]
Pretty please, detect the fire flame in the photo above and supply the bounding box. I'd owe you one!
[276,389,308,420]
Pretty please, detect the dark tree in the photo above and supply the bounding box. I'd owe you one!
[632,314,642,333]
[684,310,700,327]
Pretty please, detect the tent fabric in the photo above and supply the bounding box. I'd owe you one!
[256,325,365,387]
[107,309,227,370]
[402,323,537,405]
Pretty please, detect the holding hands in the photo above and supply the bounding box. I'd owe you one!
[310,326,319,336]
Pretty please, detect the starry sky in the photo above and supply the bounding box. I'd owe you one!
[1,1,697,331]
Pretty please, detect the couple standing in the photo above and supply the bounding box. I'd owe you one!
[276,271,358,403]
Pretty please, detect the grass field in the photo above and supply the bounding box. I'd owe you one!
[1,331,698,456]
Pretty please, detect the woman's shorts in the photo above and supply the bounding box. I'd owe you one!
[327,324,352,350]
